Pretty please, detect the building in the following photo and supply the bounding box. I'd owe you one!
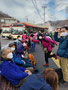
[0,11,19,28]
[4,18,18,24]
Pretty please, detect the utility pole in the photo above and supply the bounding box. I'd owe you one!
[66,7,68,19]
[26,16,28,22]
[42,6,47,24]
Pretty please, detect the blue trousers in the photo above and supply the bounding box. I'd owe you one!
[31,43,35,52]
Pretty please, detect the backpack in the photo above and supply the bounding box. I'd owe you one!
[28,54,36,68]
[55,68,63,82]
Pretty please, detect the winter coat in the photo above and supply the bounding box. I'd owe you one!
[12,53,33,67]
[42,36,56,51]
[12,53,24,65]
[14,39,22,47]
[19,74,52,90]
[0,58,28,85]
[22,34,28,40]
[32,39,39,43]
[54,32,68,58]
[16,43,25,58]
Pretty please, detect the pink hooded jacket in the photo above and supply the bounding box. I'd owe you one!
[22,34,28,40]
[42,36,56,51]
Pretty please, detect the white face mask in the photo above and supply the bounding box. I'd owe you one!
[18,38,21,40]
[23,43,26,47]
[39,36,42,39]
[10,47,15,52]
[7,52,13,59]
[61,32,68,37]
[24,34,26,35]
[21,55,25,58]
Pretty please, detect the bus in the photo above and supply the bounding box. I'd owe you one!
[2,22,48,39]
[1,24,11,39]
[12,22,48,33]
[10,23,25,39]
[10,22,48,39]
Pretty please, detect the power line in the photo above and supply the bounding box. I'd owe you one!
[32,0,44,21]
[34,0,43,20]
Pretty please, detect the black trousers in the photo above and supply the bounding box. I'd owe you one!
[44,51,55,64]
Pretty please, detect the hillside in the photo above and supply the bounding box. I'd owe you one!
[0,11,12,18]
[49,20,68,27]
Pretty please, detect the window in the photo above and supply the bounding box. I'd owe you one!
[1,19,4,22]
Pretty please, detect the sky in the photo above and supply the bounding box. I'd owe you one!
[0,0,68,24]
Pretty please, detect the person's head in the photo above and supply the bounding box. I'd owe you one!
[42,68,58,90]
[31,34,34,37]
[30,31,33,34]
[1,47,13,60]
[9,43,16,52]
[17,35,20,39]
[38,31,41,33]
[56,28,61,31]
[17,36,21,40]
[60,26,68,36]
[61,26,68,32]
[24,32,27,34]
[22,41,27,47]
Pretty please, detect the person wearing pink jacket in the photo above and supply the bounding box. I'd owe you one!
[22,32,28,40]
[41,36,57,67]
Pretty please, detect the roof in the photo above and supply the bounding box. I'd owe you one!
[2,22,48,29]
[12,22,48,29]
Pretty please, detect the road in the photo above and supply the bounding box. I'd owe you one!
[1,37,14,48]
[1,38,68,90]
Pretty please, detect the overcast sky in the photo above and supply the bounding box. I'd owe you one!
[0,0,68,24]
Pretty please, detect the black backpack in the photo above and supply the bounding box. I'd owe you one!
[55,68,63,82]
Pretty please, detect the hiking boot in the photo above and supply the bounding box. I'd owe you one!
[43,63,49,67]
[55,54,57,59]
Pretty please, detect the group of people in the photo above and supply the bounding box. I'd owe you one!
[0,26,68,90]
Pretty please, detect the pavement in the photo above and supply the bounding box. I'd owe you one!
[1,37,68,90]
[33,44,68,90]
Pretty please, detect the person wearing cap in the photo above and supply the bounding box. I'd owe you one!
[54,26,68,84]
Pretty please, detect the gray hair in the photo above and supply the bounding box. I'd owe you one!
[1,47,10,55]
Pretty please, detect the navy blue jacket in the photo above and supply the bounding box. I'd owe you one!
[12,53,24,65]
[12,53,33,67]
[19,74,52,90]
[0,58,28,85]
[54,32,68,58]
[16,44,25,58]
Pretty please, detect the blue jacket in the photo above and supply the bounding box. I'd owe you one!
[16,44,25,58]
[12,53,33,67]
[14,39,22,47]
[54,32,68,58]
[12,53,24,65]
[0,59,28,85]
[19,74,52,90]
